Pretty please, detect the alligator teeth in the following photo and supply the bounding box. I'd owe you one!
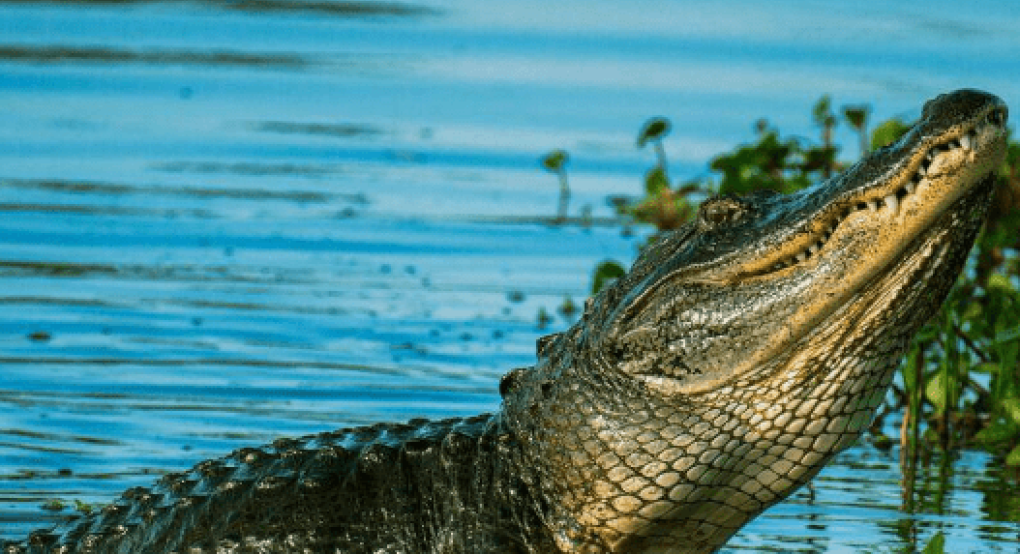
[959,134,973,151]
[884,193,898,215]
[767,118,989,277]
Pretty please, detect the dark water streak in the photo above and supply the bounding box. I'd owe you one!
[0,45,311,69]
[0,0,438,18]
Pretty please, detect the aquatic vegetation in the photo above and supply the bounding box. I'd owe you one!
[540,149,571,222]
[637,116,672,187]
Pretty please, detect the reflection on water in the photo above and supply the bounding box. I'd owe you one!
[0,45,310,69]
[1,0,1019,551]
[1,178,360,202]
[219,0,438,17]
[0,0,438,18]
[254,121,384,139]
[152,161,345,177]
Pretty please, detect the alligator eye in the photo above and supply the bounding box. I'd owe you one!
[698,196,747,228]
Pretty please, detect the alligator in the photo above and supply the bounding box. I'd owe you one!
[3,89,1008,554]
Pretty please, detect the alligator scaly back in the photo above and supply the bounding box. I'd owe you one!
[3,90,1009,553]
[8,414,555,553]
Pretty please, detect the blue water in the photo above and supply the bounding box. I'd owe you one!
[1,1,1019,551]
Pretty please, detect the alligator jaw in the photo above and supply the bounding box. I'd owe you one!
[755,99,1008,277]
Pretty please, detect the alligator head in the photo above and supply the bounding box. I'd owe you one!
[504,89,1008,553]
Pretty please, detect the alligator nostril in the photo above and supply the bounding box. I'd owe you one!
[540,381,553,396]
[499,367,531,398]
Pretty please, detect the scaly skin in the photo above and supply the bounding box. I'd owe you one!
[3,89,1009,554]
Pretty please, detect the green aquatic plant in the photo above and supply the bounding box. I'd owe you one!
[558,295,578,320]
[590,259,627,295]
[810,94,840,179]
[841,103,870,156]
[922,531,946,554]
[40,500,64,512]
[536,306,553,330]
[540,149,571,222]
[73,499,94,515]
[637,116,672,182]
[871,116,912,151]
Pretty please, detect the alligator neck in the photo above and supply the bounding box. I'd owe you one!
[504,89,1007,553]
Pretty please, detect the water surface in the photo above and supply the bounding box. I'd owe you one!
[2,1,1019,551]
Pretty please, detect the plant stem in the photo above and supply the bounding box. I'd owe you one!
[654,141,669,182]
[557,171,570,222]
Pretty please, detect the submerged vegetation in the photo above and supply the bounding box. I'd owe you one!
[556,95,1020,465]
